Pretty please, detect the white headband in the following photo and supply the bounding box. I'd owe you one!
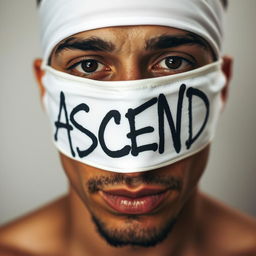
[39,0,224,62]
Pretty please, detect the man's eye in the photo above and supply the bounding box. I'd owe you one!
[68,59,106,76]
[154,56,194,73]
[162,56,183,69]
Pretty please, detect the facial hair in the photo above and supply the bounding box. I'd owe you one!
[87,172,182,194]
[92,213,178,247]
[87,172,182,247]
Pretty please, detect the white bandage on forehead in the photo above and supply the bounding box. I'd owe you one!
[39,0,224,62]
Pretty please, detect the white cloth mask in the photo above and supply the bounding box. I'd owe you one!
[42,61,226,173]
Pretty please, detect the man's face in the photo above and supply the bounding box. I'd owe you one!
[49,25,213,247]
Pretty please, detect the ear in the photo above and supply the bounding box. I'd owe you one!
[220,55,233,104]
[33,58,45,100]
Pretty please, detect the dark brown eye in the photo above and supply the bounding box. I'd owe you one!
[67,58,108,78]
[165,56,183,69]
[152,55,195,75]
[81,59,99,73]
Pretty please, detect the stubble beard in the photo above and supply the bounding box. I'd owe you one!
[87,173,181,247]
[91,214,178,247]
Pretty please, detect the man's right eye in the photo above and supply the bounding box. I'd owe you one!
[67,59,110,77]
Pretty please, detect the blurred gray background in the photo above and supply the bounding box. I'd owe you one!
[0,0,255,225]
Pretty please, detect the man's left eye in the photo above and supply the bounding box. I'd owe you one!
[154,56,194,73]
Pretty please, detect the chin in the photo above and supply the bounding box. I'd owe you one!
[91,212,178,247]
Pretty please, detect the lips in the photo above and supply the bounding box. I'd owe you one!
[101,188,170,215]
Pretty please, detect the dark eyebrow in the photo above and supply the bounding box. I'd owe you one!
[54,36,115,55]
[145,33,209,51]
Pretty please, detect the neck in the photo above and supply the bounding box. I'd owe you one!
[66,187,202,256]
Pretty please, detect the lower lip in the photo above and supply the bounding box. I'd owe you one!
[101,190,169,215]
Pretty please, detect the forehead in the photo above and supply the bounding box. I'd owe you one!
[53,25,211,53]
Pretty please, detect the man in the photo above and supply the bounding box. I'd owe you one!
[0,0,255,255]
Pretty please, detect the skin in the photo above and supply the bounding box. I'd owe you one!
[0,25,255,256]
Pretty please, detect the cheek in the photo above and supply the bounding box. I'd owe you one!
[158,145,210,201]
[190,145,209,177]
[59,153,94,200]
[181,145,210,197]
[59,153,112,207]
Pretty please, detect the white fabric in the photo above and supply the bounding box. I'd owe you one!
[39,0,224,62]
[42,61,226,173]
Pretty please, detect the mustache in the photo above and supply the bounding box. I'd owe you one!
[87,173,182,193]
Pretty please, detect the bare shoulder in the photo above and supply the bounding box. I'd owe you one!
[0,196,69,256]
[200,193,256,255]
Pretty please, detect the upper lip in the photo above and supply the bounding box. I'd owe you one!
[102,187,169,198]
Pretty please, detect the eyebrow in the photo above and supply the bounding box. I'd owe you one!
[53,32,213,60]
[55,36,115,55]
[145,33,209,51]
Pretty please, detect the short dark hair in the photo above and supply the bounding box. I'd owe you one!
[37,0,228,9]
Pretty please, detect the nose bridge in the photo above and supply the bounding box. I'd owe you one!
[114,54,147,81]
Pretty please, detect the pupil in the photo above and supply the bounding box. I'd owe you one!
[165,57,182,69]
[81,59,98,73]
